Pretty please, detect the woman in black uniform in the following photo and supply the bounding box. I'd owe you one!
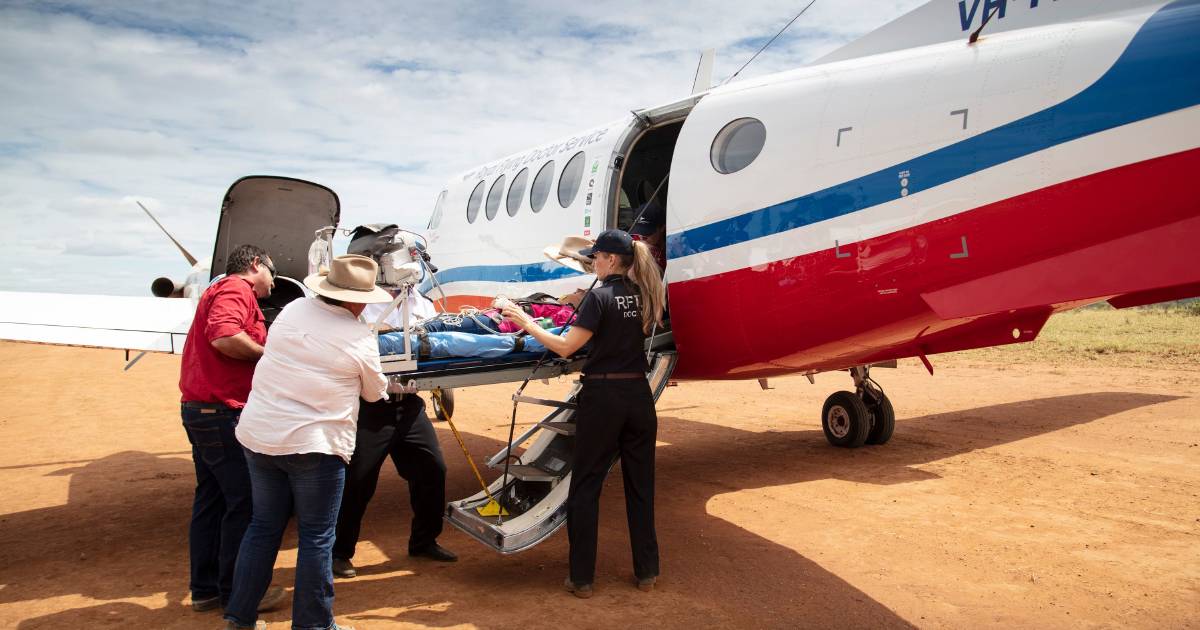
[502,229,666,599]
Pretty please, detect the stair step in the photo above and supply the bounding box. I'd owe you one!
[539,421,576,436]
[499,464,561,483]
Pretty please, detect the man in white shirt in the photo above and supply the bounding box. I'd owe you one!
[223,255,393,630]
[334,282,458,576]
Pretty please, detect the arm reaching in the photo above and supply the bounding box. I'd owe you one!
[501,303,592,358]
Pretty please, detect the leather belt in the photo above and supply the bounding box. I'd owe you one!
[581,372,645,380]
[182,401,233,412]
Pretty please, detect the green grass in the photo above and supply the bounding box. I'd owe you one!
[945,304,1200,368]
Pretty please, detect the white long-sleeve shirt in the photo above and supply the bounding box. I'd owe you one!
[237,297,388,463]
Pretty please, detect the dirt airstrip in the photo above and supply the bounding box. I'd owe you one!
[0,340,1197,629]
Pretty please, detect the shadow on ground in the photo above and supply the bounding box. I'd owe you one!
[4,392,1175,629]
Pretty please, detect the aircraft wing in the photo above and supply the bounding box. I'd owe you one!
[0,291,195,354]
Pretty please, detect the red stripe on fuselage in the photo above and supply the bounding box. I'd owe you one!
[667,148,1200,380]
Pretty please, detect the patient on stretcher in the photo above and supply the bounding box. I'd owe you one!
[418,289,583,335]
[374,290,586,360]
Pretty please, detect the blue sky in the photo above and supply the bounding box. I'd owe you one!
[0,0,924,295]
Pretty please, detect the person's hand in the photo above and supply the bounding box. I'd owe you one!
[501,303,534,331]
[387,377,419,395]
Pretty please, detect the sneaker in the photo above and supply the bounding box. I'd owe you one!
[636,576,657,592]
[333,557,357,578]
[192,594,221,613]
[563,577,594,599]
[408,543,457,563]
[257,585,287,612]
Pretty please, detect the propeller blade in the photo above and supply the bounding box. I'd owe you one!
[137,200,198,267]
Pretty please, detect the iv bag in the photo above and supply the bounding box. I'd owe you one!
[308,226,335,276]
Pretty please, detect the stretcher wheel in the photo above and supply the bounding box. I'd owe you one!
[432,388,455,422]
[822,391,870,448]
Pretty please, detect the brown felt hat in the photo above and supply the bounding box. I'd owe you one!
[303,255,393,303]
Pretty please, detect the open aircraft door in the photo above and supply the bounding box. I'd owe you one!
[211,176,341,325]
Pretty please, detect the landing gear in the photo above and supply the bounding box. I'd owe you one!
[820,366,894,448]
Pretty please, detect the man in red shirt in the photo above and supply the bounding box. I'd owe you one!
[179,244,283,615]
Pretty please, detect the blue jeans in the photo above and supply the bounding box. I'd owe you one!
[224,450,346,630]
[378,327,560,358]
[182,405,252,606]
[420,312,502,334]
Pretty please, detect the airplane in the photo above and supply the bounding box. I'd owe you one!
[0,0,1196,553]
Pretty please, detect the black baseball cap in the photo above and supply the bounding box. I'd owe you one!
[629,199,666,237]
[579,229,634,257]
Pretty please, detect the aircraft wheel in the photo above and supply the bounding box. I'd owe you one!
[865,393,895,445]
[431,388,455,422]
[822,391,871,448]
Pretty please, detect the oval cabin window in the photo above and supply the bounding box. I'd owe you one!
[428,189,447,229]
[711,118,766,174]
[507,168,528,217]
[558,151,585,208]
[466,181,485,224]
[485,174,505,221]
[530,160,555,213]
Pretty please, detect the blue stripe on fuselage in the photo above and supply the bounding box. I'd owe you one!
[666,0,1200,261]
[418,260,584,293]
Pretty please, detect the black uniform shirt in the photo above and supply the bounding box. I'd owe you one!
[573,274,648,375]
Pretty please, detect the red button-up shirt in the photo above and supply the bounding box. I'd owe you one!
[179,276,267,408]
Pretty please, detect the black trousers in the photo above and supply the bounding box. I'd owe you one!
[568,378,660,584]
[334,394,447,559]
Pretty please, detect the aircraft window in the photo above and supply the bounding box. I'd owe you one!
[466,180,485,224]
[507,167,528,217]
[558,151,585,208]
[530,160,555,213]
[711,117,766,174]
[485,174,506,221]
[428,189,447,229]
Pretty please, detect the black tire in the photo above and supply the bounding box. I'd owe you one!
[822,391,871,448]
[865,393,895,445]
[431,388,455,422]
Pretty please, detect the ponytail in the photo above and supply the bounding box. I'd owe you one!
[625,240,665,334]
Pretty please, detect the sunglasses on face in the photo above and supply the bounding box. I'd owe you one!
[260,259,277,279]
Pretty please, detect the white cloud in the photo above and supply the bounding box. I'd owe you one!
[0,0,924,295]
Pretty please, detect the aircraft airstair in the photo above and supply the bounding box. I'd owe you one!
[443,345,677,553]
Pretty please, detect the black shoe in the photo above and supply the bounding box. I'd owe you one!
[192,594,221,612]
[332,557,357,578]
[563,577,594,599]
[409,543,457,562]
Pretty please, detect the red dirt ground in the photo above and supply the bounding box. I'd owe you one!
[0,341,1197,629]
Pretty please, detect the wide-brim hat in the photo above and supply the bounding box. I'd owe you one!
[303,254,393,303]
[543,235,595,274]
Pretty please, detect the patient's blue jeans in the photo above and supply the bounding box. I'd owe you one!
[378,328,560,358]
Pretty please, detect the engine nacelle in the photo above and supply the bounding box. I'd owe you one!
[151,276,184,298]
